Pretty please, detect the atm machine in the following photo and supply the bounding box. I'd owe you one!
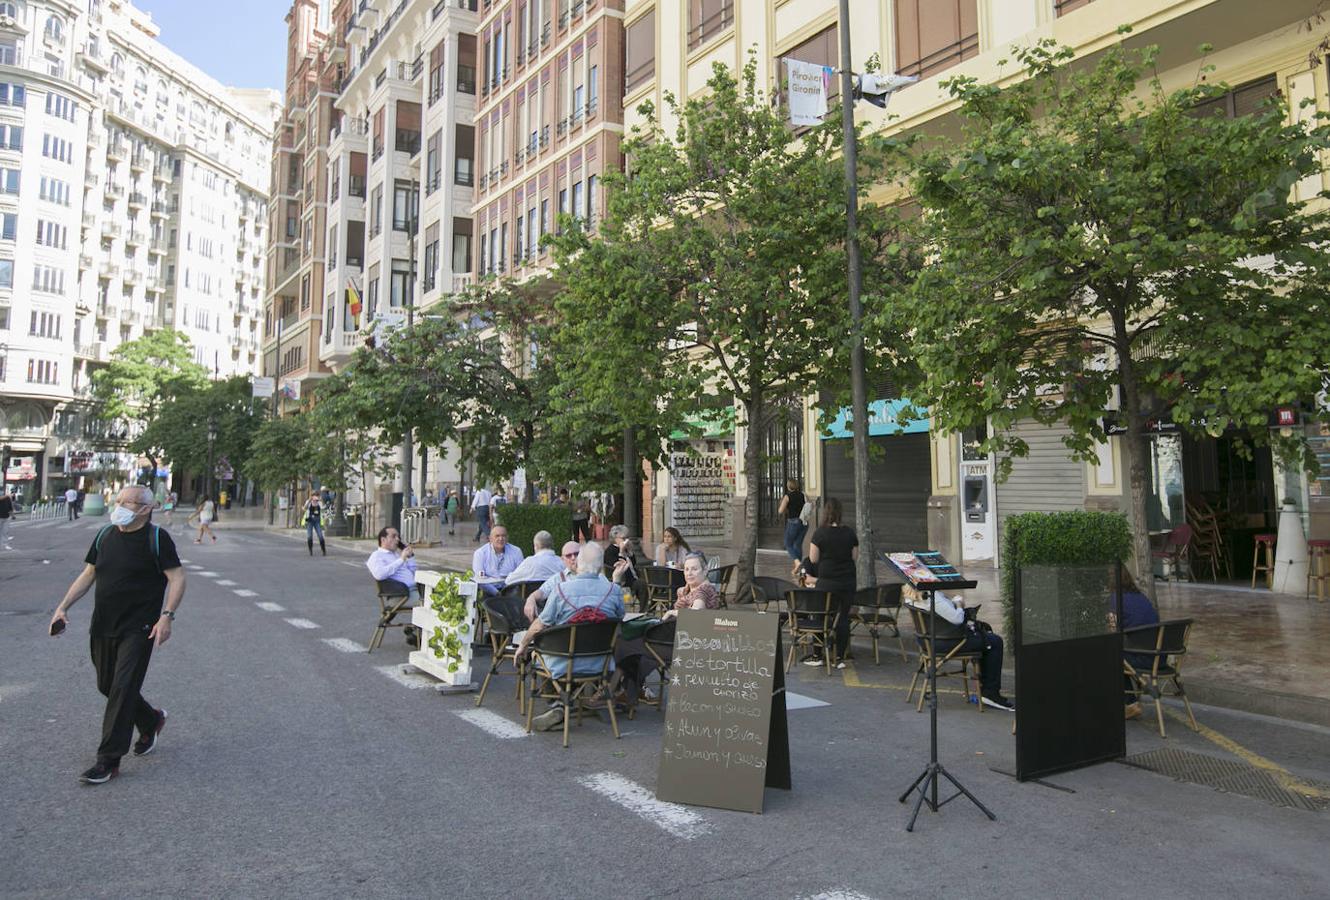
[960,428,995,563]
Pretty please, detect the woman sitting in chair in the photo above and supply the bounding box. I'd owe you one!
[664,552,720,618]
[655,527,691,568]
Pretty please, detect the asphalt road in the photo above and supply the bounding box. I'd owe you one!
[2,516,1328,899]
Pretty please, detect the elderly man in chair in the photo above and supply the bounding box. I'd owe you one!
[471,525,524,596]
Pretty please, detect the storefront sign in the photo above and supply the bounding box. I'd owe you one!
[656,609,790,814]
[820,398,929,440]
[1101,414,1181,436]
[669,451,734,536]
[251,376,275,398]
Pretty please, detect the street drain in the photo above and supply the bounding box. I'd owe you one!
[1119,748,1329,812]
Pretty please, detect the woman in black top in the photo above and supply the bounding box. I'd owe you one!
[778,478,808,578]
[807,497,858,668]
[303,494,326,556]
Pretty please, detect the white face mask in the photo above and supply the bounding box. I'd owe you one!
[109,504,137,527]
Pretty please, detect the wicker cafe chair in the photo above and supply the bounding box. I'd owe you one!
[642,566,686,616]
[476,593,530,709]
[706,563,737,607]
[851,583,907,664]
[904,605,984,713]
[751,576,799,612]
[370,579,420,653]
[1123,618,1199,739]
[639,618,679,713]
[785,589,835,675]
[524,620,621,748]
[1152,524,1195,583]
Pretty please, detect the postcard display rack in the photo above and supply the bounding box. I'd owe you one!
[883,550,995,832]
[669,452,735,538]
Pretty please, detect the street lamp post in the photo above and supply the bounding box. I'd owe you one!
[206,416,217,503]
[838,0,875,588]
[399,180,419,527]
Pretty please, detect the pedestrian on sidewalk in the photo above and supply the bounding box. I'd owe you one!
[188,496,217,544]
[471,484,493,541]
[161,490,177,528]
[572,495,591,543]
[66,487,80,520]
[778,478,809,578]
[49,484,185,785]
[301,493,326,556]
[445,490,459,535]
[805,497,857,670]
[0,490,14,549]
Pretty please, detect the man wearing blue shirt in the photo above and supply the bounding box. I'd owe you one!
[503,530,567,587]
[514,542,625,731]
[471,525,524,596]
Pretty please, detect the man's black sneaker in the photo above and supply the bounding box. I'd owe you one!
[78,762,119,784]
[981,693,1015,712]
[133,708,167,757]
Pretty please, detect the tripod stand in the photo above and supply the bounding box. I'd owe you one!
[898,584,996,832]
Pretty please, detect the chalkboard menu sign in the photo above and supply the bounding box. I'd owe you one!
[656,608,791,814]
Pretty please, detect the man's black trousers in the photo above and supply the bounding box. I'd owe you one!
[90,631,158,765]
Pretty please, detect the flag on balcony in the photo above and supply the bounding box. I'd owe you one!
[347,275,363,327]
[784,57,833,126]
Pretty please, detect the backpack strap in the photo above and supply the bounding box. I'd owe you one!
[94,524,114,554]
[152,524,162,573]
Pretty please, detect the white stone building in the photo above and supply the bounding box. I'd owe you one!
[0,0,279,500]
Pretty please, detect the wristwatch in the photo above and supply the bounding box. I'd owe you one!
[161,610,176,620]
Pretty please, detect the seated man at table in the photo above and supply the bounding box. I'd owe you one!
[524,541,583,622]
[514,541,625,732]
[503,530,566,588]
[471,525,524,596]
[906,588,1014,711]
[1114,570,1161,720]
[365,526,419,597]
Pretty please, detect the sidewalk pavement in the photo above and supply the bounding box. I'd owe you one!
[213,508,1330,727]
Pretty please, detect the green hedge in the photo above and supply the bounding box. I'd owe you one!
[1000,511,1132,645]
[491,503,572,556]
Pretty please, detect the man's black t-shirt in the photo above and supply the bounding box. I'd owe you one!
[84,524,182,637]
[0,494,12,518]
[810,524,859,584]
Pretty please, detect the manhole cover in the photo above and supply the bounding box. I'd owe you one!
[1120,747,1329,812]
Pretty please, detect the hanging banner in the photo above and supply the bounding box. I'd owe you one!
[280,379,301,402]
[251,376,275,398]
[784,57,833,126]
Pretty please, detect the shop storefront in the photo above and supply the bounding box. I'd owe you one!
[820,399,931,551]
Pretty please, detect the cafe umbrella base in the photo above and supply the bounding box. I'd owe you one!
[897,585,997,832]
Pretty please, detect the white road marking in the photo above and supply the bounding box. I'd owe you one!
[340,560,363,569]
[322,637,367,653]
[178,558,190,564]
[798,892,876,900]
[284,618,320,630]
[215,579,238,586]
[255,602,285,612]
[576,773,712,840]
[233,589,258,597]
[375,665,436,690]
[186,564,203,570]
[454,709,530,739]
[0,682,37,702]
[198,570,219,577]
[786,691,830,710]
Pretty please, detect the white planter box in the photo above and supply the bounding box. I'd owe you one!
[408,571,479,687]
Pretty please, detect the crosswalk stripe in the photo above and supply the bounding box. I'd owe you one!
[322,637,367,653]
[284,618,320,630]
[255,601,284,612]
[454,709,530,739]
[576,772,712,839]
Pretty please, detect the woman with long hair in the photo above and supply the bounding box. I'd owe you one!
[188,495,217,544]
[302,493,326,556]
[655,526,691,567]
[806,497,858,668]
[778,478,809,578]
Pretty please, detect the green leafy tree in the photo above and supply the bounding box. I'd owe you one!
[556,56,895,586]
[90,329,208,483]
[135,376,264,495]
[895,37,1330,593]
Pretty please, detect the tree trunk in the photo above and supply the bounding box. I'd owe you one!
[1116,337,1157,602]
[738,391,764,591]
[622,427,639,537]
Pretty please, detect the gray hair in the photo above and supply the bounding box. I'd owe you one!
[532,530,553,551]
[683,551,709,568]
[119,484,154,505]
[577,541,605,574]
[609,524,630,542]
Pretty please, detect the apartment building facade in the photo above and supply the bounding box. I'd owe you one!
[627,0,1330,565]
[0,0,278,500]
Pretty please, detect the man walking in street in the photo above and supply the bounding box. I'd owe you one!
[0,490,14,549]
[471,484,493,541]
[65,486,80,520]
[50,485,186,784]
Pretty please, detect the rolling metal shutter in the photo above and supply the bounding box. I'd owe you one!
[995,420,1085,525]
[822,432,931,551]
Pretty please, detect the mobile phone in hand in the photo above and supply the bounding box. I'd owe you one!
[49,618,66,636]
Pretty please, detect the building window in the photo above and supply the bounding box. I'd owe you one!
[0,167,18,193]
[29,310,62,338]
[27,359,59,384]
[370,184,383,236]
[0,83,24,107]
[687,0,733,52]
[44,92,77,121]
[0,123,19,151]
[453,231,471,274]
[0,212,14,240]
[0,257,12,288]
[1190,74,1280,119]
[894,0,978,80]
[587,174,598,227]
[367,263,380,317]
[626,12,655,93]
[390,258,412,307]
[426,131,442,194]
[392,180,417,231]
[571,180,584,223]
[423,223,439,293]
[0,3,16,20]
[782,25,839,103]
[45,15,64,43]
[429,39,447,105]
[1054,0,1096,14]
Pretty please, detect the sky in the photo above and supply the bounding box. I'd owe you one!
[133,0,288,92]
